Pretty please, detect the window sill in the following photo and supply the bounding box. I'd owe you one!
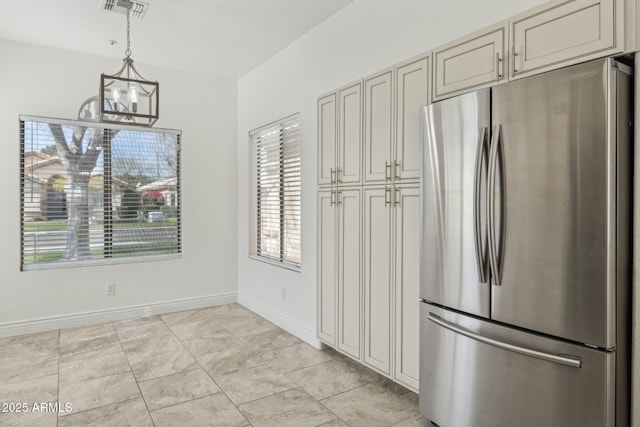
[249,255,301,272]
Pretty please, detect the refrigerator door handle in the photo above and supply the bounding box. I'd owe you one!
[427,313,582,369]
[473,127,489,283]
[488,124,503,285]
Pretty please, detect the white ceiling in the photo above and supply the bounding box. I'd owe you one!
[0,0,353,78]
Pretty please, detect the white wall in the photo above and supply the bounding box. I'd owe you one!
[236,0,547,345]
[0,39,238,333]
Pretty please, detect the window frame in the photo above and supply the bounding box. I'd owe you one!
[249,113,301,271]
[19,115,182,271]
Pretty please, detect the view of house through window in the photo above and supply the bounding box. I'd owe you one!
[20,116,181,270]
[250,114,301,269]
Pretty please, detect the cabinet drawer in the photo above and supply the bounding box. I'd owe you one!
[511,0,619,77]
[420,305,617,427]
[433,24,507,101]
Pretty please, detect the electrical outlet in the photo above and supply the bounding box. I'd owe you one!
[105,282,116,296]
[281,288,286,300]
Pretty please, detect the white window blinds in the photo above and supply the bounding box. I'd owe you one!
[249,114,301,269]
[20,116,181,270]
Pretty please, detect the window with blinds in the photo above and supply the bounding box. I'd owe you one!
[249,114,301,270]
[20,115,181,271]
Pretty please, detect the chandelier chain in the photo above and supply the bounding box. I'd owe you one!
[125,0,132,58]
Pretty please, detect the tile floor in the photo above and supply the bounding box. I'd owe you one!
[0,303,427,427]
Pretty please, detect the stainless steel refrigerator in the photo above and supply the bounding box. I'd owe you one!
[419,58,632,427]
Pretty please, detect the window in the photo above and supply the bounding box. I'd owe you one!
[249,114,301,269]
[20,115,181,270]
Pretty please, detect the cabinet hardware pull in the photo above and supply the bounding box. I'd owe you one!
[394,161,400,180]
[385,187,391,207]
[330,168,336,185]
[330,190,336,206]
[385,161,391,180]
[337,167,342,184]
[337,190,342,206]
[512,46,518,74]
[496,52,502,81]
[394,188,400,207]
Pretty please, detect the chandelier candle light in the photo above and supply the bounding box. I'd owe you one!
[100,0,158,126]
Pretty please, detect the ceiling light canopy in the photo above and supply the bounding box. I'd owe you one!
[99,0,158,127]
[100,0,149,18]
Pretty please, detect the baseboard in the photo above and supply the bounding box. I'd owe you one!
[0,292,237,338]
[237,294,323,349]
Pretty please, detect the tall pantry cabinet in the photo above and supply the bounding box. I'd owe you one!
[317,54,428,392]
[317,84,363,360]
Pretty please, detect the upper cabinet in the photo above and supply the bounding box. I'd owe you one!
[363,69,394,184]
[317,93,337,186]
[338,82,363,185]
[363,56,429,185]
[510,0,623,78]
[395,55,430,182]
[431,0,629,101]
[433,23,507,101]
[317,81,363,186]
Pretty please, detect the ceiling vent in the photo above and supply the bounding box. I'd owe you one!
[100,0,149,19]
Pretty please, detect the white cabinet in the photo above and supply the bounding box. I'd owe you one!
[338,82,363,185]
[363,58,429,185]
[318,63,423,392]
[317,93,337,186]
[364,70,394,184]
[336,188,362,359]
[433,23,507,101]
[318,188,362,359]
[510,0,622,78]
[393,185,420,391]
[395,55,430,182]
[317,81,362,186]
[363,186,393,375]
[317,190,337,345]
[361,185,420,389]
[431,0,626,99]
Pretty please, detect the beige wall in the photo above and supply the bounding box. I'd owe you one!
[0,39,238,330]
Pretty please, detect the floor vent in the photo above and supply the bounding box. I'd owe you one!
[100,0,149,19]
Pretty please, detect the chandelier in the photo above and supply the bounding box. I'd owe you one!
[99,0,158,126]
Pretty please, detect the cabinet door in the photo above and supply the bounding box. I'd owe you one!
[338,82,362,185]
[511,0,619,78]
[364,70,394,184]
[318,93,337,186]
[433,24,507,100]
[317,190,337,345]
[395,56,429,182]
[363,187,392,374]
[393,185,420,391]
[337,188,362,358]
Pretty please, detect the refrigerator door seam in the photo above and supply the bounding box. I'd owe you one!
[488,124,502,286]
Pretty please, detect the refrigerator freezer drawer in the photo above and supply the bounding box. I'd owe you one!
[419,304,616,427]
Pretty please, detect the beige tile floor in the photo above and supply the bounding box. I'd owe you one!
[0,303,427,427]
